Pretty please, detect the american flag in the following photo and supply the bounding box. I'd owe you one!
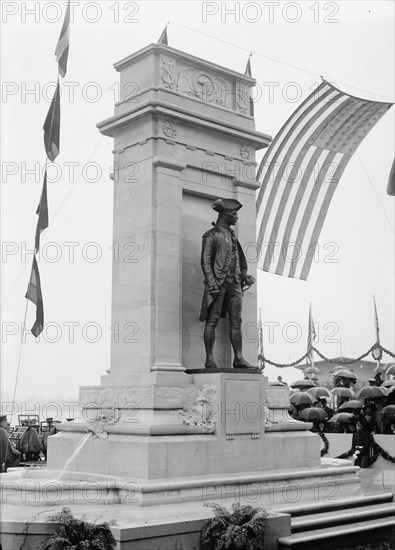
[306,304,316,365]
[256,79,392,280]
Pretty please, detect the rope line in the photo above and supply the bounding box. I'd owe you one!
[261,343,394,368]
[174,23,394,102]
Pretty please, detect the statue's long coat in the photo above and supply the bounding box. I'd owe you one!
[199,225,247,322]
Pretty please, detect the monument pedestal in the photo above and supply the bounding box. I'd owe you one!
[47,371,322,498]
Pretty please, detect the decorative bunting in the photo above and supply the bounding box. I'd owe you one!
[55,0,71,78]
[43,82,61,162]
[25,256,44,337]
[35,170,49,252]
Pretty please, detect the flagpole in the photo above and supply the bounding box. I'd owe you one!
[10,300,29,426]
[373,295,381,372]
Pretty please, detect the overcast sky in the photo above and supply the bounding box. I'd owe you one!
[1,1,394,414]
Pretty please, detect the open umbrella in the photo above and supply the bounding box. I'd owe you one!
[298,407,328,422]
[291,379,316,389]
[333,369,359,380]
[385,363,395,376]
[331,387,354,398]
[380,405,395,416]
[332,365,352,372]
[355,386,385,400]
[338,399,363,411]
[304,366,321,374]
[290,392,313,406]
[381,380,395,388]
[308,387,331,399]
[328,412,357,424]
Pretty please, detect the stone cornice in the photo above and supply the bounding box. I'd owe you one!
[114,43,256,85]
[97,102,271,150]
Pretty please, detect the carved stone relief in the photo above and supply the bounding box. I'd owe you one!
[160,56,176,89]
[162,121,177,138]
[177,67,233,110]
[236,81,251,114]
[240,145,252,159]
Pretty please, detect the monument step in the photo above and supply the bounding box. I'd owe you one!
[275,491,394,516]
[291,502,395,532]
[277,516,395,548]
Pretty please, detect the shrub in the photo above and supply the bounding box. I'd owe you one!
[201,502,269,550]
[39,506,116,550]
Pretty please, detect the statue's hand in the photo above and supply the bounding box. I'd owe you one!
[244,275,255,286]
[208,285,220,296]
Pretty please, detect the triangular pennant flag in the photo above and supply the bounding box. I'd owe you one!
[244,57,252,77]
[157,26,168,45]
[55,0,71,78]
[387,158,395,196]
[35,170,49,252]
[43,82,60,162]
[244,55,254,116]
[25,256,44,337]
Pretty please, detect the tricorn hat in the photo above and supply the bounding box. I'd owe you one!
[212,198,242,213]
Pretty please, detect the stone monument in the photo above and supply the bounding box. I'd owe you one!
[45,43,325,491]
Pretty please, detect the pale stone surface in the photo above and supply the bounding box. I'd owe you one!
[97,43,270,376]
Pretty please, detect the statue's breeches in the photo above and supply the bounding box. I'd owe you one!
[205,282,242,326]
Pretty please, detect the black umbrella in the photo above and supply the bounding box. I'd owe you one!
[331,387,354,398]
[355,386,385,400]
[291,379,315,389]
[328,412,357,424]
[380,405,395,416]
[338,399,364,411]
[299,408,328,422]
[333,369,359,380]
[290,392,314,406]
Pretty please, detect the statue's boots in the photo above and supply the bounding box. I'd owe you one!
[233,357,257,369]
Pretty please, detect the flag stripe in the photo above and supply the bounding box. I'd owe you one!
[256,82,333,208]
[256,89,344,244]
[287,150,339,278]
[274,147,327,275]
[298,154,349,280]
[256,80,393,280]
[257,92,348,262]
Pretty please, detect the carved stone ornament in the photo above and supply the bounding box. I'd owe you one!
[177,67,233,110]
[177,385,217,433]
[160,56,176,89]
[240,145,252,159]
[163,121,177,138]
[236,81,250,114]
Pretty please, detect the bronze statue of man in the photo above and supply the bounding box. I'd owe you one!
[199,198,256,369]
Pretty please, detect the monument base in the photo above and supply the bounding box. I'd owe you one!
[46,371,321,480]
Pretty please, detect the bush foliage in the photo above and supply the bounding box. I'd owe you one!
[39,506,116,550]
[201,502,269,550]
